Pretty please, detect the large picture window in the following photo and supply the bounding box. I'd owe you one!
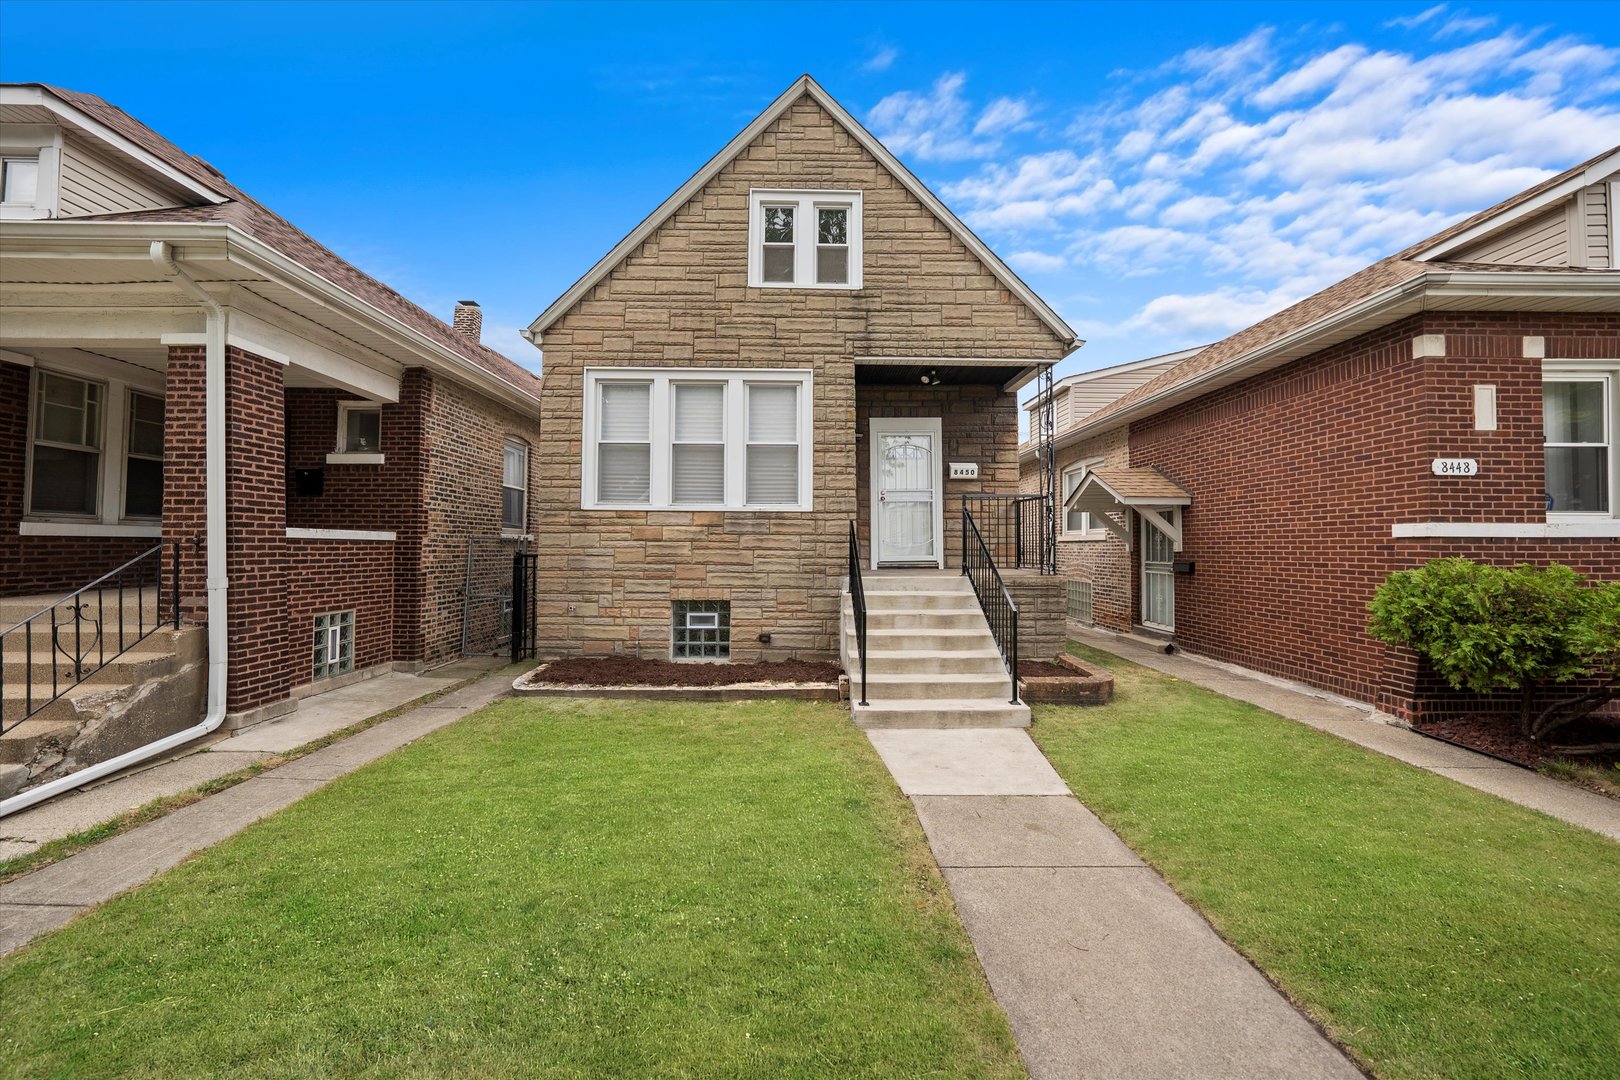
[583,369,813,511]
[1544,370,1615,517]
[748,190,863,289]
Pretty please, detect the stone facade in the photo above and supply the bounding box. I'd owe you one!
[535,93,1069,661]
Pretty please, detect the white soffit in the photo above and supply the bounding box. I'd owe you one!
[525,75,1077,348]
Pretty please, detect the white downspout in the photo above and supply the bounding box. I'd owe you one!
[0,242,229,817]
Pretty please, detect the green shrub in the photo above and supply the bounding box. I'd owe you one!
[1368,558,1620,747]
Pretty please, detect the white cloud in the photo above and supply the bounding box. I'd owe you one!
[1007,250,1067,273]
[868,73,1004,161]
[1384,5,1447,30]
[863,46,898,73]
[974,96,1035,137]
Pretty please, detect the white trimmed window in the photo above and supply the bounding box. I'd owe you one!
[335,402,381,454]
[1060,458,1103,539]
[1544,364,1617,518]
[29,370,102,517]
[502,439,529,531]
[582,368,813,511]
[748,190,863,289]
[123,390,165,519]
[25,364,165,530]
[1,156,39,207]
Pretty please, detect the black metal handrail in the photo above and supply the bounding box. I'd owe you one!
[0,542,180,733]
[847,522,868,706]
[961,507,1020,704]
[961,493,1056,574]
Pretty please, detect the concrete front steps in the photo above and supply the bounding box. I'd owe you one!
[1,590,204,798]
[843,572,1030,729]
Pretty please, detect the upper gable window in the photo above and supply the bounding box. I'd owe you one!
[748,190,863,289]
[1,157,40,206]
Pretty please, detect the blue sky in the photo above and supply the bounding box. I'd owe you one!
[2,0,1616,384]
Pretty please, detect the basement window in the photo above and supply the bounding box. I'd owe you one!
[313,610,355,680]
[672,600,730,660]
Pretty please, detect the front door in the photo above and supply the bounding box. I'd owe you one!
[871,418,943,568]
[1141,513,1175,631]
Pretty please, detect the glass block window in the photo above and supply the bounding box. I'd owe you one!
[1066,580,1094,624]
[313,610,355,680]
[672,600,730,660]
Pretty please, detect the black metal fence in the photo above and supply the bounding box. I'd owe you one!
[961,494,1055,574]
[847,522,868,706]
[961,507,1020,704]
[510,550,539,663]
[0,542,180,732]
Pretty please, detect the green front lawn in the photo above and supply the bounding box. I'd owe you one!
[1,698,1021,1080]
[1036,643,1620,1080]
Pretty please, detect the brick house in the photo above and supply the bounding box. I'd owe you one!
[1025,147,1620,720]
[525,75,1076,720]
[1,84,541,806]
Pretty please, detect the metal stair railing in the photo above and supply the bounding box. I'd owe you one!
[847,522,868,706]
[961,507,1020,704]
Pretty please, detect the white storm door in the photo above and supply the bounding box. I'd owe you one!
[1141,513,1176,631]
[871,418,943,568]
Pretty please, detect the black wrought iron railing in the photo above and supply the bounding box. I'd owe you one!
[510,549,539,663]
[0,542,180,733]
[962,494,1056,574]
[961,507,1020,704]
[847,521,868,706]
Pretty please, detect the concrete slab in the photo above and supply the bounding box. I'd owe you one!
[866,729,1071,796]
[0,902,85,956]
[1431,766,1620,842]
[1317,721,1519,770]
[912,796,1143,868]
[221,672,459,752]
[944,866,1362,1080]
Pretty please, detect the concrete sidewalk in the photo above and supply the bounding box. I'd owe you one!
[1075,628,1620,843]
[0,667,513,957]
[868,728,1363,1080]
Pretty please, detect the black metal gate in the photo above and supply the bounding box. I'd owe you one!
[510,549,538,662]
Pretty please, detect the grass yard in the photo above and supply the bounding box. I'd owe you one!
[0,698,1022,1080]
[1036,643,1620,1080]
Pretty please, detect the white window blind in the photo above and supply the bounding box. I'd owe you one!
[748,191,863,289]
[746,383,799,505]
[672,383,725,504]
[598,381,651,504]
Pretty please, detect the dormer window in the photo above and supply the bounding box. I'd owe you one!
[1,156,39,206]
[748,190,862,289]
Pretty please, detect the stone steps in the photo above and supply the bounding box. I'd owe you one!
[850,699,1031,729]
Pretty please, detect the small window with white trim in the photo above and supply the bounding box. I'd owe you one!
[502,439,529,531]
[748,190,862,288]
[1,156,40,207]
[335,402,381,454]
[1060,458,1103,539]
[1544,369,1614,517]
[313,610,354,680]
[123,390,165,519]
[29,370,103,517]
[672,600,730,659]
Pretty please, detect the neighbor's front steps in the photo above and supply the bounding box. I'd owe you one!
[843,572,1029,729]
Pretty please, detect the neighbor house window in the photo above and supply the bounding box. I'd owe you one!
[335,402,381,454]
[29,370,102,516]
[672,600,730,659]
[748,190,863,288]
[1,156,40,206]
[502,439,529,530]
[583,369,813,511]
[123,390,164,518]
[1060,459,1103,538]
[1544,370,1614,516]
[313,611,354,680]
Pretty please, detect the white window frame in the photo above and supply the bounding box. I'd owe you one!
[23,361,165,531]
[0,125,61,220]
[327,401,383,464]
[1543,360,1618,521]
[121,388,165,521]
[747,189,863,289]
[581,368,814,512]
[502,439,529,533]
[1060,458,1105,540]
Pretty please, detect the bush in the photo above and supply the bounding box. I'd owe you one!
[1368,558,1620,748]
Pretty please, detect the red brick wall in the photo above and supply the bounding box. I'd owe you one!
[1127,312,1620,717]
[0,361,155,595]
[285,538,395,680]
[1020,426,1134,631]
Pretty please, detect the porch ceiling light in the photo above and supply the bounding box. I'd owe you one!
[920,369,941,385]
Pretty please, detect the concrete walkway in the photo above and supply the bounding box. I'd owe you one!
[1075,628,1620,843]
[868,728,1363,1080]
[0,666,512,957]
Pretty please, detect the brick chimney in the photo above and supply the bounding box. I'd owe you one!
[452,300,482,342]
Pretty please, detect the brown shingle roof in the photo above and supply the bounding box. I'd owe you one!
[1075,144,1620,434]
[1086,466,1192,502]
[27,84,541,399]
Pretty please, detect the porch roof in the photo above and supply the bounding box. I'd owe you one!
[1065,467,1191,511]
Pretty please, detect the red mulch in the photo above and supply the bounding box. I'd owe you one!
[533,656,842,687]
[1020,660,1082,678]
[1414,711,1620,769]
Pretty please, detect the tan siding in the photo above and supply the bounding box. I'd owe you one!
[1452,207,1569,266]
[1582,182,1610,268]
[57,136,180,217]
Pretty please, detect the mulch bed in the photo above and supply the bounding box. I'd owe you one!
[530,656,842,687]
[1414,711,1620,770]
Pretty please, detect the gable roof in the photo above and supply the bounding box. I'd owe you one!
[525,74,1077,348]
[7,83,542,401]
[1062,144,1620,443]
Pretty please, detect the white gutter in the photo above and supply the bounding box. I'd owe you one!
[0,242,229,817]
